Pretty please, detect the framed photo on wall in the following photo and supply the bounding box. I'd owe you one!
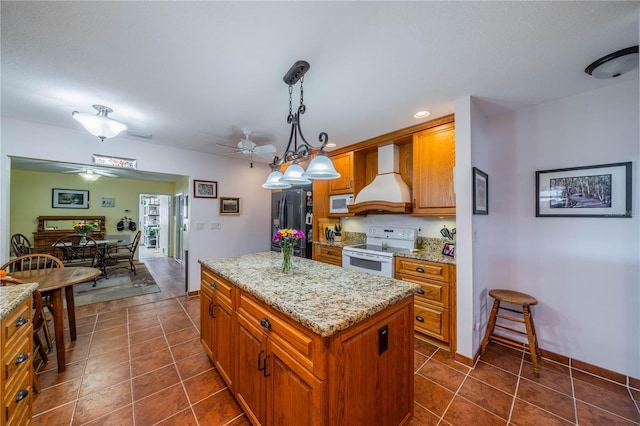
[52,188,89,209]
[220,197,241,215]
[193,180,218,199]
[536,162,632,218]
[472,167,488,215]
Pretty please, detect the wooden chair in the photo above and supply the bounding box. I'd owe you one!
[10,233,34,257]
[0,277,48,393]
[52,234,104,282]
[106,230,142,275]
[1,254,63,352]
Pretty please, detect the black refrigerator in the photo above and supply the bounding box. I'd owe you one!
[271,185,313,259]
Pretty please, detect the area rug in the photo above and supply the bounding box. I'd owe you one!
[73,262,161,306]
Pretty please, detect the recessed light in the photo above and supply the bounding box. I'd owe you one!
[325,143,336,148]
[413,110,431,119]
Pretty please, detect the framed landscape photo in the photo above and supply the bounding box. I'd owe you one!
[536,162,632,218]
[193,180,218,199]
[220,197,241,215]
[52,188,89,209]
[472,167,488,215]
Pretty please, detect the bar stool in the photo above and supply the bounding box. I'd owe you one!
[480,289,541,377]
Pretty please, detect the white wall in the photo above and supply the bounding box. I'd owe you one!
[485,79,639,378]
[0,118,273,292]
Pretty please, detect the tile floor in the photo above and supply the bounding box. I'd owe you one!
[31,258,640,425]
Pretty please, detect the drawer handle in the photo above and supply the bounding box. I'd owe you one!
[15,316,28,327]
[416,289,425,295]
[15,352,29,365]
[16,389,29,403]
[327,251,333,255]
[210,281,217,288]
[260,317,272,331]
[258,350,265,371]
[416,316,425,322]
[209,301,215,318]
[415,267,425,274]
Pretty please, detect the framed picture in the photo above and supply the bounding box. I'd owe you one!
[220,197,241,215]
[442,243,455,257]
[193,180,218,199]
[52,188,89,209]
[536,162,632,218]
[101,197,115,208]
[473,167,488,215]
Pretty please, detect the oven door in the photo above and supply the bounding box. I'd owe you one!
[342,250,393,278]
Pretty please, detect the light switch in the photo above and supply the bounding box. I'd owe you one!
[211,222,221,230]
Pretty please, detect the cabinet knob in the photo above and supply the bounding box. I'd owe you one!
[416,316,425,323]
[15,352,29,365]
[327,251,333,255]
[416,289,425,295]
[260,317,272,331]
[15,389,29,403]
[15,316,28,327]
[416,267,425,273]
[210,281,217,288]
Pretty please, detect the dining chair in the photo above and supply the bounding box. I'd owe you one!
[52,234,104,282]
[0,277,48,393]
[1,253,63,352]
[10,233,34,257]
[105,230,142,275]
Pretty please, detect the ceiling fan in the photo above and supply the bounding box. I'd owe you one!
[216,129,276,168]
[60,165,118,180]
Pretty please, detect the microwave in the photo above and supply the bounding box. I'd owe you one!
[330,194,354,214]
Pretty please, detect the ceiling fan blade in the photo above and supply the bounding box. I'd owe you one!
[253,144,277,159]
[217,142,242,151]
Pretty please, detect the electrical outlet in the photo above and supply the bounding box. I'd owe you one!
[211,222,221,230]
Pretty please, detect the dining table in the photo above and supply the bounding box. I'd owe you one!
[11,266,101,372]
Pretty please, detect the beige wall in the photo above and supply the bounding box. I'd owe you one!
[10,169,176,242]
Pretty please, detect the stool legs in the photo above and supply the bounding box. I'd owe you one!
[480,299,500,355]
[523,305,540,377]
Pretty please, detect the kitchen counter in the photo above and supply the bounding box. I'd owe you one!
[199,251,418,337]
[0,283,38,320]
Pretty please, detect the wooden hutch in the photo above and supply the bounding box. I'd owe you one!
[33,216,106,253]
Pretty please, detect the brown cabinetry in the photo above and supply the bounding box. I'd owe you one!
[328,152,353,195]
[395,258,456,350]
[412,122,456,216]
[33,216,106,253]
[312,245,342,266]
[200,265,415,425]
[1,297,33,426]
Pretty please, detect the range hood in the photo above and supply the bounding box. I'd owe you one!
[348,144,412,214]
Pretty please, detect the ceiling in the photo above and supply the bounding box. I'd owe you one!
[2,1,638,180]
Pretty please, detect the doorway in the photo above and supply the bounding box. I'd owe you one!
[139,194,171,260]
[173,193,187,264]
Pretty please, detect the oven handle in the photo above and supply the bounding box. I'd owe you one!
[343,250,393,264]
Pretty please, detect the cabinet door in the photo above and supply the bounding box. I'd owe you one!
[266,339,324,426]
[413,123,456,215]
[236,314,267,426]
[328,152,353,194]
[214,297,235,391]
[199,288,215,360]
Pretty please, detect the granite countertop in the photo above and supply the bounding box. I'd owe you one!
[199,251,418,338]
[0,283,38,320]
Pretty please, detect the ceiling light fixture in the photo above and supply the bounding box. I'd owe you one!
[79,169,100,181]
[262,60,340,189]
[413,110,431,119]
[72,104,128,142]
[585,45,639,79]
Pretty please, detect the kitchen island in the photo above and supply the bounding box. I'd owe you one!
[200,251,418,426]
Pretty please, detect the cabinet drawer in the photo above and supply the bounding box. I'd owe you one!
[3,326,31,385]
[395,258,449,282]
[414,302,449,343]
[396,274,449,308]
[2,300,31,347]
[201,268,234,306]
[238,292,318,375]
[315,246,342,266]
[3,368,30,426]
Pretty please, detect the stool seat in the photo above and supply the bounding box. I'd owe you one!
[488,289,537,306]
[481,288,541,377]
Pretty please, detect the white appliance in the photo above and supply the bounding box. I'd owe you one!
[342,226,417,278]
[329,194,353,214]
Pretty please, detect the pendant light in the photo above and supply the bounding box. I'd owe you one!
[72,104,128,141]
[262,61,340,189]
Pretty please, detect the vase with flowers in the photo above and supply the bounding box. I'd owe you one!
[72,221,97,244]
[272,228,305,273]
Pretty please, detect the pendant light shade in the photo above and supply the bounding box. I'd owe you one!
[72,104,128,141]
[262,170,292,189]
[279,163,311,185]
[302,153,341,179]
